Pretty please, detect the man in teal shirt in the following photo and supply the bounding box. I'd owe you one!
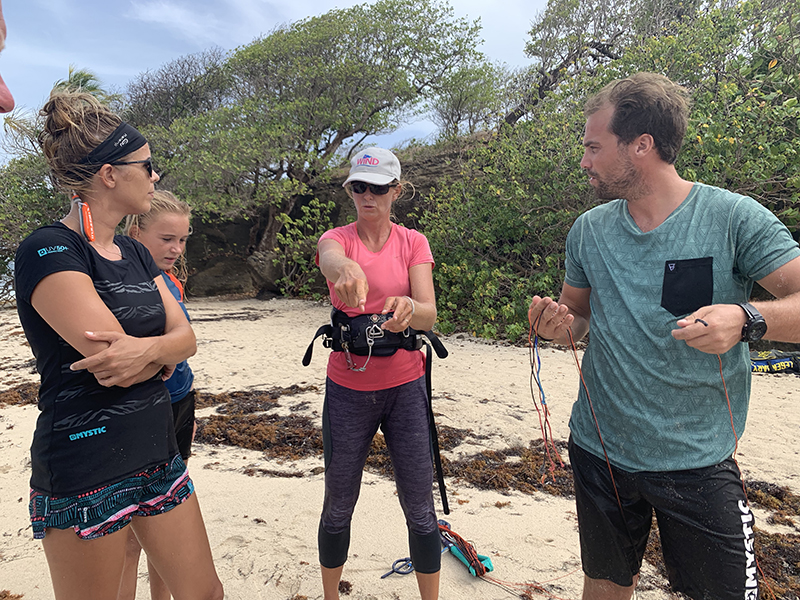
[529,72,800,600]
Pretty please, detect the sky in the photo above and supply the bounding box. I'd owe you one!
[2,0,548,151]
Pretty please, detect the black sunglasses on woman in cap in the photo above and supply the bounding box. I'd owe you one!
[348,181,397,196]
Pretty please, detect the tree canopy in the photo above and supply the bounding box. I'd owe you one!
[128,0,482,293]
[124,48,229,130]
[423,0,800,340]
[138,0,480,215]
[1,0,798,350]
[429,61,509,140]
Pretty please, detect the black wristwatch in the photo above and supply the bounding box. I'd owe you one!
[737,302,767,342]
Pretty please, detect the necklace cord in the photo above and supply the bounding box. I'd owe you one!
[64,196,121,257]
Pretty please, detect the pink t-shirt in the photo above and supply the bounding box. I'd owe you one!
[317,222,434,391]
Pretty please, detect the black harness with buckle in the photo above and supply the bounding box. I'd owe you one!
[303,307,450,514]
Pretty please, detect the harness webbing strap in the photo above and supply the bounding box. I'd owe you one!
[303,324,333,367]
[303,317,450,514]
[421,330,449,360]
[302,322,448,367]
[424,340,450,515]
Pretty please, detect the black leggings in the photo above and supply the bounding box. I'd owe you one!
[318,376,440,573]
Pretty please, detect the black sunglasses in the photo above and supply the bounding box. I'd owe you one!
[349,181,397,195]
[110,158,154,177]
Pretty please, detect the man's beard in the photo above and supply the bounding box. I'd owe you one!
[589,154,647,201]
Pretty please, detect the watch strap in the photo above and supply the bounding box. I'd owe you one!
[737,302,765,342]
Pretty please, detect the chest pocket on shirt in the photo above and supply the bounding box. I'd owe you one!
[661,257,713,317]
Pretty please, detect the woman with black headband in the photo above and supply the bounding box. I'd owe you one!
[315,148,441,599]
[13,90,223,600]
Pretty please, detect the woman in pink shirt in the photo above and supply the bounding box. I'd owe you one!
[316,148,440,599]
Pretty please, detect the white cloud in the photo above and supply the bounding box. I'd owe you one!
[449,0,542,66]
[124,0,304,49]
[27,0,74,22]
[126,0,226,47]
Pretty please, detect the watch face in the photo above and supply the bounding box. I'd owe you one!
[746,319,768,341]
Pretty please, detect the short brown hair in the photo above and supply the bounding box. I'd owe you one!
[584,72,691,164]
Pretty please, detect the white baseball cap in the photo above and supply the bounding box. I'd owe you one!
[342,147,401,187]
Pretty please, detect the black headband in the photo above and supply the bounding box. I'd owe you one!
[77,122,147,166]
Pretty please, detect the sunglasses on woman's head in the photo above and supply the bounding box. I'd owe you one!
[349,181,397,195]
[109,157,154,177]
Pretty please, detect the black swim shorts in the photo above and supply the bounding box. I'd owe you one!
[569,437,758,599]
[171,389,196,461]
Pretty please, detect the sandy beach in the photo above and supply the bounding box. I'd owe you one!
[1,297,798,600]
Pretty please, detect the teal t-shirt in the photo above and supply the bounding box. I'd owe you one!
[565,183,800,472]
